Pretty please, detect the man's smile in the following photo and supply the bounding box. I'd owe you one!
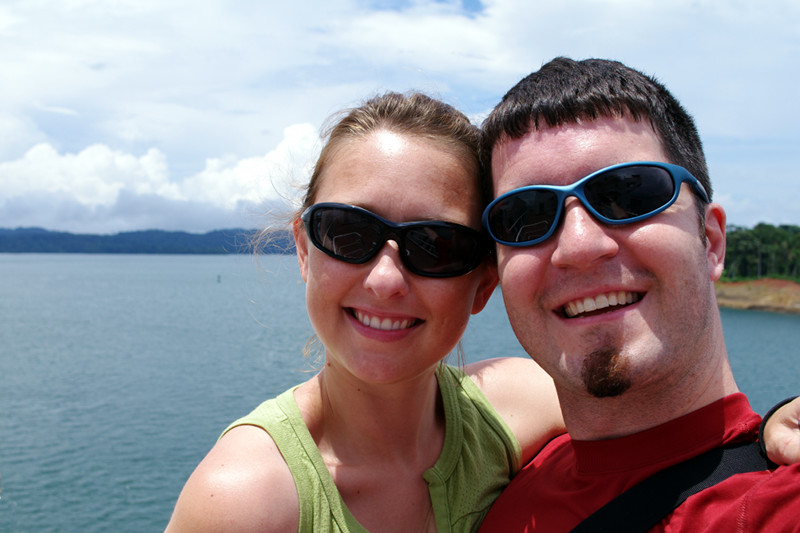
[562,291,642,318]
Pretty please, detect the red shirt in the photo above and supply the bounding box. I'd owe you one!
[479,394,800,532]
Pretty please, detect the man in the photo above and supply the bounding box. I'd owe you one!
[478,57,800,531]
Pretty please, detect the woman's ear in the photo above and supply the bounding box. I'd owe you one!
[471,261,499,315]
[704,202,727,281]
[293,218,309,283]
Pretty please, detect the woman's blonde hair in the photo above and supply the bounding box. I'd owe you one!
[296,91,486,220]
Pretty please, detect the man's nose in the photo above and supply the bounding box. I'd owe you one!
[550,197,619,268]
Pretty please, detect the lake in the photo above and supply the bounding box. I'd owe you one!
[1,254,798,532]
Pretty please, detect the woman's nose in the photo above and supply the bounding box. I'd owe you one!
[362,240,411,298]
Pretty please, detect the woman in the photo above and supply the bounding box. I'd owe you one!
[165,92,562,532]
[165,92,800,533]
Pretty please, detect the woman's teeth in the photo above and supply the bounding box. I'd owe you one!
[354,310,414,331]
[564,291,640,318]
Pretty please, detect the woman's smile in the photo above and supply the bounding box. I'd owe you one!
[351,308,421,331]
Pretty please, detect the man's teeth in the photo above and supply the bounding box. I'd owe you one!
[564,291,640,318]
[354,310,413,331]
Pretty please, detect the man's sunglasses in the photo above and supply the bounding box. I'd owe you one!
[482,161,710,247]
[300,203,487,278]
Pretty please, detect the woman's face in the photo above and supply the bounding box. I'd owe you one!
[294,130,497,386]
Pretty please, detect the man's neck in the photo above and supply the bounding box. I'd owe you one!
[557,355,739,441]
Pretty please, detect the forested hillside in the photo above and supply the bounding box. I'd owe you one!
[0,228,295,254]
[724,223,800,281]
[1,224,797,277]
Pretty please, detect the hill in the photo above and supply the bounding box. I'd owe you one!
[0,227,295,254]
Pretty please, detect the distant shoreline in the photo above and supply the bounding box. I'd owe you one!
[716,278,800,314]
[3,228,799,314]
[0,227,295,255]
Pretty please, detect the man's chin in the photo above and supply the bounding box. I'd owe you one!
[581,346,632,398]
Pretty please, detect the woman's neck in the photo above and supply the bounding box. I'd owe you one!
[295,365,445,466]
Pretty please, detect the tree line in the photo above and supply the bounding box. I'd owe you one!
[724,223,800,281]
[0,228,296,254]
[2,224,799,281]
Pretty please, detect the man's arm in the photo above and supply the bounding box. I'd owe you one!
[761,396,800,465]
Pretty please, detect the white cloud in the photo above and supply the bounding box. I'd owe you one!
[0,0,799,232]
[0,113,45,161]
[180,123,319,210]
[0,124,318,233]
[0,143,175,207]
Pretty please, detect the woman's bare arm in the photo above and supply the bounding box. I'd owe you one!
[468,357,564,466]
[165,425,299,533]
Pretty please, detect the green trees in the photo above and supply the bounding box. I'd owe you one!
[724,224,800,281]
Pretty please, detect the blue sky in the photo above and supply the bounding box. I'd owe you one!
[1,0,798,233]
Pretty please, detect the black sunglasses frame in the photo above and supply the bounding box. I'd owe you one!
[301,202,487,278]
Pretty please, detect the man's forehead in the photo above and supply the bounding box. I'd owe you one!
[490,117,666,192]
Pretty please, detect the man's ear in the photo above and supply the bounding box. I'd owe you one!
[293,218,309,283]
[704,202,727,281]
[471,261,499,315]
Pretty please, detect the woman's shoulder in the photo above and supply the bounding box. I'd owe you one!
[464,357,564,465]
[164,425,299,533]
[464,356,549,390]
[464,357,555,414]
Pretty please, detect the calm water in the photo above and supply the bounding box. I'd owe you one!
[1,254,798,532]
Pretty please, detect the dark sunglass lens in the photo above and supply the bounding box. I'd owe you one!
[315,208,382,262]
[585,167,675,220]
[488,190,559,243]
[404,226,480,275]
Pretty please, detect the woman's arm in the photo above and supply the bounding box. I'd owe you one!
[164,425,299,533]
[468,357,565,465]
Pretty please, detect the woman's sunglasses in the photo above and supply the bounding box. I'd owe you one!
[300,203,487,278]
[482,161,710,247]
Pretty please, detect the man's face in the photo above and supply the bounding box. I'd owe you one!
[491,116,724,401]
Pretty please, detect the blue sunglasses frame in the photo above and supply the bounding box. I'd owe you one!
[482,161,710,247]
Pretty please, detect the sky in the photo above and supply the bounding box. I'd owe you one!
[1,0,798,234]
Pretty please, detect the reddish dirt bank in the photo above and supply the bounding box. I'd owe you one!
[715,278,800,314]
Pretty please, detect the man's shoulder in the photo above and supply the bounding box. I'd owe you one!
[661,462,800,531]
[526,431,574,469]
[724,462,800,524]
[478,433,574,528]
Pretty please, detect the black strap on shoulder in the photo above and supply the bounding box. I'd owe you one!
[570,440,769,533]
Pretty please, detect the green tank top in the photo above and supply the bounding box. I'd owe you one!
[222,364,521,532]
